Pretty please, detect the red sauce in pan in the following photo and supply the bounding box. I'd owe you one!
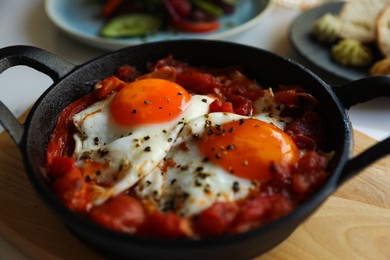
[46,55,329,238]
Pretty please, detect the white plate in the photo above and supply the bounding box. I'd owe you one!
[45,0,272,51]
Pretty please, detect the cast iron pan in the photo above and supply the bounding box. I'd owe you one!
[0,40,389,260]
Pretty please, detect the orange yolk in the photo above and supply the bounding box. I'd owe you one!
[110,78,191,126]
[198,118,299,182]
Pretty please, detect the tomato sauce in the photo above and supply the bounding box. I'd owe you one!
[46,56,330,239]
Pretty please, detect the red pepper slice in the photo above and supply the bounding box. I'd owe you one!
[170,19,220,33]
[102,0,124,18]
[46,93,97,164]
[49,156,75,180]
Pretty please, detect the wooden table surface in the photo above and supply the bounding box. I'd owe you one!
[0,126,389,259]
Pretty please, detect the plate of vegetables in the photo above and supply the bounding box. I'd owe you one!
[45,0,272,51]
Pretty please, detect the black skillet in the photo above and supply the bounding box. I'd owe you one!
[0,40,389,260]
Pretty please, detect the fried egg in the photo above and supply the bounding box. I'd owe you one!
[72,78,215,205]
[72,77,299,215]
[135,112,299,217]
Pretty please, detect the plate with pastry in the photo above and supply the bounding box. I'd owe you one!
[289,1,390,81]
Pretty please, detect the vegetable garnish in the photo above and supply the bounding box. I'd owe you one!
[98,0,238,37]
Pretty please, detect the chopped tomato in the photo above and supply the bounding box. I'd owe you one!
[52,167,89,213]
[95,76,126,100]
[285,111,326,150]
[195,202,239,237]
[176,71,221,94]
[227,94,253,116]
[275,89,300,107]
[209,99,234,113]
[231,194,293,234]
[292,152,328,195]
[176,71,221,95]
[140,211,192,238]
[90,195,146,234]
[116,65,141,82]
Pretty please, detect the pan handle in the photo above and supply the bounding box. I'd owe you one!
[339,137,390,184]
[0,45,76,146]
[332,76,390,184]
[332,75,390,109]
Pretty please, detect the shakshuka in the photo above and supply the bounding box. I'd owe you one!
[46,55,331,238]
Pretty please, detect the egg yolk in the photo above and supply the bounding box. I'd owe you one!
[198,118,299,182]
[110,78,191,126]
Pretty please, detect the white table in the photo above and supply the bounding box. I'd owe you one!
[0,0,389,259]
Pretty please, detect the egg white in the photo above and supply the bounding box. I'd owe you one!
[253,88,292,128]
[72,94,215,205]
[71,84,294,213]
[135,112,289,217]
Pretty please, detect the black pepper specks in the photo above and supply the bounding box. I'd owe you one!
[227,144,235,150]
[232,181,240,192]
[85,175,91,183]
[144,146,151,152]
[180,165,189,171]
[98,148,109,158]
[197,172,210,179]
[196,166,204,172]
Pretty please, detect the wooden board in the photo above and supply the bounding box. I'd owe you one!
[0,121,389,259]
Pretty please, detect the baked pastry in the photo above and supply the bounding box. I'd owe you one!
[331,39,373,67]
[312,13,341,44]
[376,4,390,57]
[370,56,390,75]
[338,0,389,44]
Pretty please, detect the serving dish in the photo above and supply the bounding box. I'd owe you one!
[289,2,372,81]
[0,40,389,259]
[44,0,272,51]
